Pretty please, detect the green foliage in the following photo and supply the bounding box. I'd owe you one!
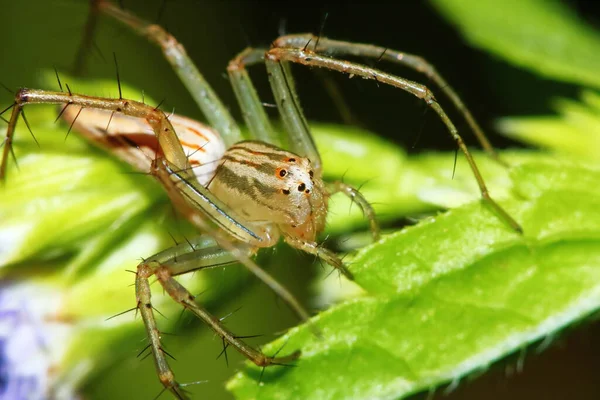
[431,0,600,89]
[497,91,600,160]
[228,159,600,399]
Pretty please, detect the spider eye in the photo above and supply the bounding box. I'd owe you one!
[282,189,290,195]
[309,170,314,178]
[279,169,287,177]
[287,158,296,162]
[298,183,306,192]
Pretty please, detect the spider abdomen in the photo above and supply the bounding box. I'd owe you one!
[61,106,226,185]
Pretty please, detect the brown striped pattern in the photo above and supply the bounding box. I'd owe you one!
[208,140,328,241]
[60,106,226,185]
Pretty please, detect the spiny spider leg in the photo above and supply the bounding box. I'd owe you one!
[229,49,323,173]
[89,0,243,146]
[275,34,502,164]
[263,46,522,233]
[143,253,302,370]
[227,48,280,146]
[136,236,300,400]
[1,103,20,179]
[328,181,380,241]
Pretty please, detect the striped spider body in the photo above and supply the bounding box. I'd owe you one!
[209,141,327,244]
[62,105,226,185]
[61,105,331,252]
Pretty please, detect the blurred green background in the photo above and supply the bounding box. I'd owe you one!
[2,0,585,151]
[1,0,600,399]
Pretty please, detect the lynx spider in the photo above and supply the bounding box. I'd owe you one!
[0,1,522,398]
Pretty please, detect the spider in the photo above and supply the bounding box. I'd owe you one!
[0,1,521,398]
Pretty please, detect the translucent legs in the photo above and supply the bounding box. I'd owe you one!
[228,41,522,233]
[88,0,243,146]
[1,88,189,181]
[274,34,501,163]
[135,237,300,399]
[329,181,380,241]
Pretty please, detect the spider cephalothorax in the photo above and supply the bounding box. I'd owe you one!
[209,141,328,242]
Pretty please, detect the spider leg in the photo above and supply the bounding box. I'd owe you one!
[84,0,243,146]
[228,48,322,174]
[145,234,241,273]
[275,34,502,164]
[136,265,188,400]
[264,46,522,233]
[328,181,380,241]
[284,235,353,280]
[0,88,185,181]
[0,103,20,180]
[227,48,280,146]
[72,0,101,75]
[136,237,300,398]
[265,58,322,173]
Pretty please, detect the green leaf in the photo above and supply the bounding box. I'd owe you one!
[431,0,600,88]
[228,160,600,399]
[497,90,600,160]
